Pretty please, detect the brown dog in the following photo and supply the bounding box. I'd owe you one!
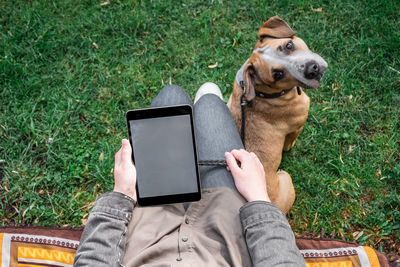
[227,16,328,213]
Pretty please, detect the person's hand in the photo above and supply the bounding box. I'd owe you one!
[225,149,270,203]
[113,139,137,201]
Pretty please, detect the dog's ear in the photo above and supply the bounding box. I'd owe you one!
[244,64,256,102]
[258,16,296,40]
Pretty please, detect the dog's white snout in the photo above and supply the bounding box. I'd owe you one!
[291,51,328,87]
[319,59,328,74]
[292,51,327,74]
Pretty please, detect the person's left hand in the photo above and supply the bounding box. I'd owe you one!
[113,139,137,201]
[225,149,269,203]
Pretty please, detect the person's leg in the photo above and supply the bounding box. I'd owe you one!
[151,84,193,107]
[194,94,244,191]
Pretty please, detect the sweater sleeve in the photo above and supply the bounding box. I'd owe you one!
[240,201,305,267]
[73,191,135,267]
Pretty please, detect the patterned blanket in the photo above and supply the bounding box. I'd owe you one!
[0,227,397,266]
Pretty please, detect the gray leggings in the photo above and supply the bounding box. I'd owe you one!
[151,85,244,193]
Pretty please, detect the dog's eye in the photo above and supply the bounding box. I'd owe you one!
[272,69,285,81]
[285,40,294,51]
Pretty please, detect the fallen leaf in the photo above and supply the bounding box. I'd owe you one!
[388,66,400,74]
[99,152,104,162]
[100,1,110,6]
[339,154,344,164]
[332,82,340,92]
[81,219,87,225]
[207,62,218,69]
[92,42,99,49]
[346,94,353,104]
[352,231,359,238]
[347,145,355,154]
[312,212,319,225]
[353,231,364,240]
[47,137,53,144]
[313,7,322,12]
[375,169,382,177]
[39,189,45,195]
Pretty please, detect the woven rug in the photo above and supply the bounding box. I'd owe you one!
[0,226,398,266]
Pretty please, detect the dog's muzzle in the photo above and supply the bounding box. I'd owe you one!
[255,47,328,89]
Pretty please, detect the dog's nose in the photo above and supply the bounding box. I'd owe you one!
[304,61,320,79]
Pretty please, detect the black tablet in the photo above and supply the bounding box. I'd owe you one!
[126,105,201,206]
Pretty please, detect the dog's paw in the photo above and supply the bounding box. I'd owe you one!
[276,169,290,176]
[283,139,297,152]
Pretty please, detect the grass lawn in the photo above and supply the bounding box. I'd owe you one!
[1,0,399,254]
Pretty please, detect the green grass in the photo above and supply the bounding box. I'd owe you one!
[1,0,399,254]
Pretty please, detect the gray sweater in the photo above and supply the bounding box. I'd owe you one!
[74,189,305,266]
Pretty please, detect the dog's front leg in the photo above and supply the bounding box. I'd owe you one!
[283,126,304,152]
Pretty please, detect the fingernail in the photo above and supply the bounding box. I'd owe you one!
[225,152,229,157]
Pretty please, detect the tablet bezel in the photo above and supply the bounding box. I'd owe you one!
[126,104,201,206]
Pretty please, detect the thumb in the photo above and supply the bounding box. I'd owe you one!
[121,139,132,162]
[225,152,241,175]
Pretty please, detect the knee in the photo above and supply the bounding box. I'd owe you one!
[196,93,225,108]
[152,84,192,107]
[159,84,185,95]
[195,94,227,113]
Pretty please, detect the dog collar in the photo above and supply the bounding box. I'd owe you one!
[255,86,301,99]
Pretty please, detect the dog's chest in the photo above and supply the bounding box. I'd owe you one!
[251,93,310,132]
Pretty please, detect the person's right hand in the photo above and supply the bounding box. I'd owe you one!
[113,139,137,201]
[225,149,270,203]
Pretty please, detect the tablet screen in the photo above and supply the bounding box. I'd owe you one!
[129,114,198,199]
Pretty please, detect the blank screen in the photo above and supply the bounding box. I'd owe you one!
[129,115,198,198]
